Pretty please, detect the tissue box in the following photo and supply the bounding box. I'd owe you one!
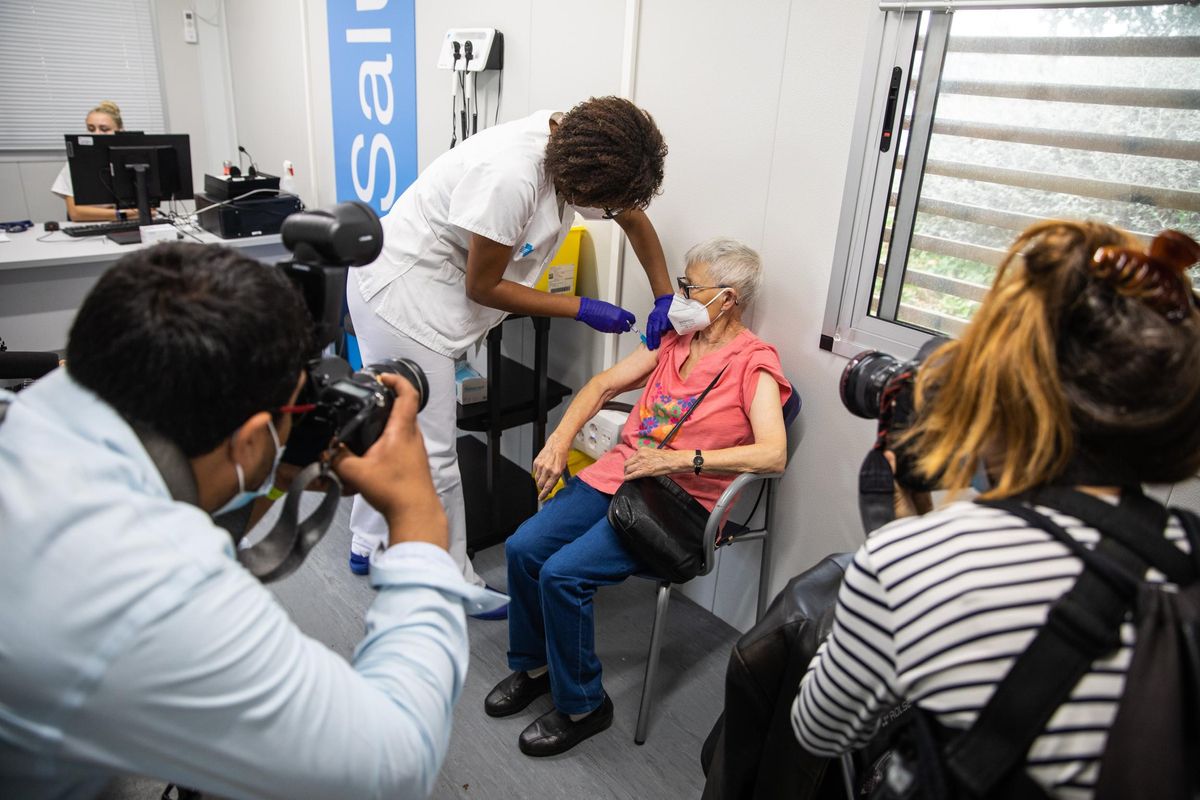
[455,360,487,405]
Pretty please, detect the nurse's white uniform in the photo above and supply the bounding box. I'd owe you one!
[349,109,601,585]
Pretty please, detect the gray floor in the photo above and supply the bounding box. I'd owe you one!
[102,498,739,799]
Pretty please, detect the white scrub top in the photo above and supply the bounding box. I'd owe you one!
[51,163,72,197]
[353,109,603,358]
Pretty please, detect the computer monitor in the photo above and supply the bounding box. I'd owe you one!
[65,132,193,224]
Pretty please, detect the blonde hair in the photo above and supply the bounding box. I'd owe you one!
[88,100,124,130]
[903,219,1200,498]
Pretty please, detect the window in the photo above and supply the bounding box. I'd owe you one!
[0,0,165,151]
[822,1,1200,359]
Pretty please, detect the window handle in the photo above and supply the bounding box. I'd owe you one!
[880,67,903,152]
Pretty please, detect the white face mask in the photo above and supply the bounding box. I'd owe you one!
[667,289,731,335]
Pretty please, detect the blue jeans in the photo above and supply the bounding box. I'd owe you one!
[506,478,646,715]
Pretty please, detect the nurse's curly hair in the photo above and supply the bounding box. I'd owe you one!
[545,96,667,213]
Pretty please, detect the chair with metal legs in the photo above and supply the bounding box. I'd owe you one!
[629,384,801,744]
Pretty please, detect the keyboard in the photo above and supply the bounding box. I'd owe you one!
[62,220,144,238]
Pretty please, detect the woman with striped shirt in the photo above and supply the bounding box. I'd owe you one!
[792,221,1200,798]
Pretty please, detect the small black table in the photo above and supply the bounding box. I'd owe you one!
[457,315,572,554]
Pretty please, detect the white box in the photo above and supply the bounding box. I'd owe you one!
[140,224,181,244]
[455,360,487,405]
[572,409,627,460]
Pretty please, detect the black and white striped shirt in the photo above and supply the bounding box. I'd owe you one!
[791,499,1189,799]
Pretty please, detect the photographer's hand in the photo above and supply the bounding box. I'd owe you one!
[331,374,449,550]
[883,450,933,518]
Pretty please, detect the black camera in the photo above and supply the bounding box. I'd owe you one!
[282,356,428,466]
[839,338,947,490]
[274,201,429,467]
[234,201,433,583]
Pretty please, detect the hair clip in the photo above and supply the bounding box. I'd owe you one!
[1091,230,1200,323]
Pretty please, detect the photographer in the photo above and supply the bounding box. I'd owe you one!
[792,221,1200,797]
[0,243,500,799]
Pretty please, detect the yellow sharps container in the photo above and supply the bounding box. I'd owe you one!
[534,225,584,295]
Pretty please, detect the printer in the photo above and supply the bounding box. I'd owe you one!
[194,173,302,239]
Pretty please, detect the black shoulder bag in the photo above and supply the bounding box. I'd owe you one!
[607,366,726,584]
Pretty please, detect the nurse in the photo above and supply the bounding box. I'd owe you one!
[50,101,128,222]
[347,96,674,617]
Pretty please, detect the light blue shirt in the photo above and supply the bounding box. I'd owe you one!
[0,370,503,799]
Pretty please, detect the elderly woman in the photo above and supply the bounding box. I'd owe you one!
[485,237,793,756]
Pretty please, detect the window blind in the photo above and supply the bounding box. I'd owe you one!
[0,0,165,151]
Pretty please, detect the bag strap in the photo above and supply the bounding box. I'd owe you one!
[656,365,727,450]
[944,494,1149,796]
[1173,507,1200,574]
[1032,486,1194,584]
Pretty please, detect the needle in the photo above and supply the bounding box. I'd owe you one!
[630,325,648,346]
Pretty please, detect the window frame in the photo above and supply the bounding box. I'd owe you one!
[822,8,936,362]
[820,0,1199,360]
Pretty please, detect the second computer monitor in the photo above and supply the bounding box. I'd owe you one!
[66,132,193,222]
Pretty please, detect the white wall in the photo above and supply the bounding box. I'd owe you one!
[410,0,628,472]
[263,0,881,630]
[397,0,885,629]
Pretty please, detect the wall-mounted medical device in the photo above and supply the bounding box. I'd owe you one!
[436,28,504,72]
[437,28,505,149]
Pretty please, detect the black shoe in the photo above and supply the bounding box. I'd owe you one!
[518,695,614,757]
[484,670,551,718]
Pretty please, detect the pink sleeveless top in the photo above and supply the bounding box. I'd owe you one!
[578,329,791,511]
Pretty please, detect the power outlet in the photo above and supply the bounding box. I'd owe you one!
[572,409,627,460]
[182,10,198,44]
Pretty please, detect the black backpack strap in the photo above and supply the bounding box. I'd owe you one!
[1034,486,1195,584]
[944,496,1145,796]
[1168,507,1200,575]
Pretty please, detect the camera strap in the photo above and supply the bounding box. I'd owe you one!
[132,422,342,584]
[236,463,342,583]
[858,448,897,534]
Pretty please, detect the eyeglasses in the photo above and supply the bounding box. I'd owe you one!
[0,220,33,234]
[676,276,730,300]
[601,207,625,221]
[1091,230,1200,323]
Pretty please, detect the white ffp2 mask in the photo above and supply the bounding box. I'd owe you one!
[667,290,730,335]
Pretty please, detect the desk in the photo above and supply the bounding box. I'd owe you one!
[0,227,290,351]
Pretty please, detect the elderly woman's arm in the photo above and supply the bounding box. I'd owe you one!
[623,371,787,479]
[532,344,660,499]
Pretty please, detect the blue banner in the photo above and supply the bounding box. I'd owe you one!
[325,0,418,215]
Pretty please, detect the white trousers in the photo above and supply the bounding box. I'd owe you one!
[346,284,483,587]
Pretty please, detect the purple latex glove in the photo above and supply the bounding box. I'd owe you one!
[644,293,674,350]
[576,296,636,333]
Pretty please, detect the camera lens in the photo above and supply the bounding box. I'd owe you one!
[839,350,904,419]
[365,358,429,413]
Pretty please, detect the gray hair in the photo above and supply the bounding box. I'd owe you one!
[684,237,763,308]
